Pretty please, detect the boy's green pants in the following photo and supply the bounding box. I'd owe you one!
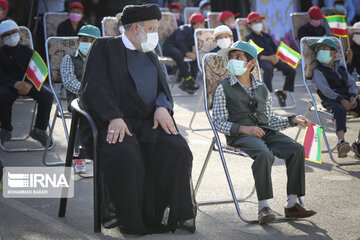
[227,129,305,201]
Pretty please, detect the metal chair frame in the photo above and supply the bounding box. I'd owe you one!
[0,26,55,153]
[195,53,304,223]
[295,37,360,166]
[42,36,79,166]
[183,7,200,25]
[43,12,68,40]
[101,16,118,37]
[59,99,101,232]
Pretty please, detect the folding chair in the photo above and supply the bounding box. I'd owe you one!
[235,18,297,110]
[184,7,200,24]
[0,26,55,152]
[101,16,119,37]
[42,37,79,166]
[189,28,216,131]
[207,12,221,28]
[196,53,305,223]
[43,12,68,39]
[59,98,101,232]
[295,37,360,166]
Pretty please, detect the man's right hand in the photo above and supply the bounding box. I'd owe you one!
[14,81,32,95]
[238,126,265,138]
[107,118,132,144]
[340,99,352,111]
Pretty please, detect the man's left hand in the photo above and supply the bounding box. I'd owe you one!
[293,115,312,127]
[153,107,178,135]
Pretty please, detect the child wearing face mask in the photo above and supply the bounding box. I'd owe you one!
[311,38,360,159]
[199,0,211,18]
[168,2,184,27]
[0,20,54,147]
[210,25,233,53]
[219,10,239,42]
[246,11,296,107]
[60,25,100,174]
[348,22,360,76]
[298,6,326,41]
[213,41,316,224]
[57,2,86,37]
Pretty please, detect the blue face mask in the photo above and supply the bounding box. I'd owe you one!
[227,59,250,76]
[78,42,91,56]
[335,5,345,13]
[316,50,332,64]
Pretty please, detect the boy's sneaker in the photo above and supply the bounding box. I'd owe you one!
[0,129,12,143]
[72,158,86,174]
[274,89,287,107]
[337,141,351,158]
[351,141,360,159]
[30,128,52,147]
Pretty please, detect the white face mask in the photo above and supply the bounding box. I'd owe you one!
[119,26,124,34]
[251,23,263,33]
[137,25,159,52]
[217,37,232,49]
[78,42,91,56]
[3,32,20,47]
[353,34,360,45]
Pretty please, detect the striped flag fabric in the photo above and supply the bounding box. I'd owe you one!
[25,51,48,91]
[275,41,301,69]
[302,124,323,164]
[325,15,348,37]
[248,39,264,54]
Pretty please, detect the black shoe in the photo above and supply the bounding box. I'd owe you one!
[274,89,287,107]
[30,128,52,147]
[0,129,12,143]
[352,140,360,159]
[179,79,197,94]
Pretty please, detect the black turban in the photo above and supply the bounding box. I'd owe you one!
[121,4,162,25]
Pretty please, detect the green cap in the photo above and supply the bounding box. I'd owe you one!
[217,40,258,60]
[309,37,338,51]
[78,25,101,39]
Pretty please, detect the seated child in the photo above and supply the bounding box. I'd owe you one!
[311,37,360,158]
[212,40,316,224]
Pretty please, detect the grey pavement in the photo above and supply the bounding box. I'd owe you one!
[1,68,360,240]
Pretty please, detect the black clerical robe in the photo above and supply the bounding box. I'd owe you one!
[79,36,196,234]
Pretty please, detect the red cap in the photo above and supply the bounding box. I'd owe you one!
[246,11,265,23]
[219,11,240,22]
[69,2,84,11]
[0,0,9,10]
[308,6,325,20]
[189,13,208,24]
[168,2,182,12]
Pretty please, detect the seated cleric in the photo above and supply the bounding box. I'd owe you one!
[79,4,196,235]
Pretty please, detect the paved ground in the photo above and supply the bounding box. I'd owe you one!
[1,69,360,240]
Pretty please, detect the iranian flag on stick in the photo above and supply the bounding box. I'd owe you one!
[25,51,48,91]
[302,124,323,164]
[275,41,301,69]
[325,15,348,37]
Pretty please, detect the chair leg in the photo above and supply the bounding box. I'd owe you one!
[188,90,211,131]
[59,110,79,218]
[42,108,64,166]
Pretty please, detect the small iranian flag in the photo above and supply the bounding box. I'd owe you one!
[25,51,48,91]
[302,124,323,164]
[248,39,264,54]
[325,15,348,37]
[275,41,301,69]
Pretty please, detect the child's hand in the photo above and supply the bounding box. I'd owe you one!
[340,99,352,111]
[238,126,265,138]
[293,115,312,127]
